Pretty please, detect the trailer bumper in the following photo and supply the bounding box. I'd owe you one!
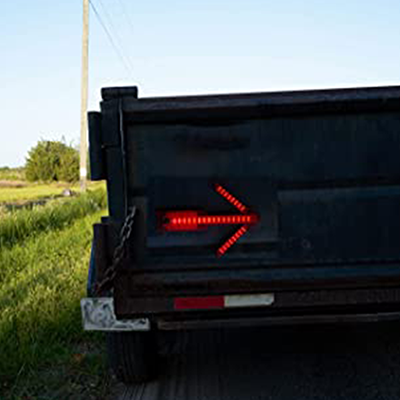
[157,310,400,330]
[81,296,400,332]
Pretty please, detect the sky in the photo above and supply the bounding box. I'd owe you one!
[1,0,400,167]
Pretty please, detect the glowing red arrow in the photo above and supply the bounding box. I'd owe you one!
[160,184,259,257]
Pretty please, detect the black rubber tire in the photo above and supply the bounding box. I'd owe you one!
[107,331,158,383]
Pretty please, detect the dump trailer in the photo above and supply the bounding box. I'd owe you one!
[81,85,400,382]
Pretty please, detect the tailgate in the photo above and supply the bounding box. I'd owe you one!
[90,85,400,316]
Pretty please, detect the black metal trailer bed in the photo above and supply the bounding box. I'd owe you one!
[83,85,400,382]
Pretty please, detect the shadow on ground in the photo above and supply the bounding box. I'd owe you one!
[113,323,400,400]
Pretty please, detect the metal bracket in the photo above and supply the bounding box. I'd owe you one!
[81,297,150,331]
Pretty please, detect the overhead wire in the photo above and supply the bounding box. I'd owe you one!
[93,0,136,73]
[88,0,135,79]
[113,0,137,39]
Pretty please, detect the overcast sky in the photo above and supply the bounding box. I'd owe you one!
[1,0,400,167]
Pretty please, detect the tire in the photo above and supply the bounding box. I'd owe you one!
[107,331,158,383]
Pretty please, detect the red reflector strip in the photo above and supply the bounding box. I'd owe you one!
[217,225,249,257]
[214,184,248,213]
[174,296,224,310]
[174,294,275,310]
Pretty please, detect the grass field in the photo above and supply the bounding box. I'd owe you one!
[0,167,25,181]
[0,183,77,204]
[0,188,106,250]
[0,182,105,204]
[0,183,111,399]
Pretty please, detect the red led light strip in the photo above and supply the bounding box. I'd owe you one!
[214,184,248,213]
[217,225,249,257]
[163,211,259,231]
[159,183,260,256]
[162,210,201,232]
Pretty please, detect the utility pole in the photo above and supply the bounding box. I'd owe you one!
[79,0,89,191]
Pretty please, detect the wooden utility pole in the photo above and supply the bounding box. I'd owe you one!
[79,0,89,191]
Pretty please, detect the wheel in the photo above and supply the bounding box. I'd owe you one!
[107,331,158,383]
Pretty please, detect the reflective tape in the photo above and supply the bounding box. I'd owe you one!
[174,293,275,310]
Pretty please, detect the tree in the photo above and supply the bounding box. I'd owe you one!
[25,140,79,182]
[58,145,79,182]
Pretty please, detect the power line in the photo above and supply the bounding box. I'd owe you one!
[96,0,121,35]
[114,0,136,39]
[96,0,136,74]
[89,0,134,78]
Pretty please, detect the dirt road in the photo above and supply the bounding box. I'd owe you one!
[113,323,400,399]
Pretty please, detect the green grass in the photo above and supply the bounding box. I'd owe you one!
[0,183,112,398]
[0,183,79,204]
[0,210,110,399]
[0,167,25,181]
[0,188,107,251]
[0,181,104,204]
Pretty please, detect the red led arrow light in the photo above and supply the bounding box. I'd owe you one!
[160,184,259,257]
[214,183,248,213]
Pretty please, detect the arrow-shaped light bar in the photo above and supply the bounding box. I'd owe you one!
[160,184,259,256]
[217,225,249,257]
[214,183,248,213]
[162,211,258,232]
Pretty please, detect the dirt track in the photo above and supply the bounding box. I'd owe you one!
[112,323,400,399]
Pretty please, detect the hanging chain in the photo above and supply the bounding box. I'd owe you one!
[94,206,137,295]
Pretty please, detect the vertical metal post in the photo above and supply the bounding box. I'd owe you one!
[80,0,89,191]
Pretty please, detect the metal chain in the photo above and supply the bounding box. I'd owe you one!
[94,206,137,295]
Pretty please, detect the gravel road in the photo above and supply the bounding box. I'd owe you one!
[113,323,400,400]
